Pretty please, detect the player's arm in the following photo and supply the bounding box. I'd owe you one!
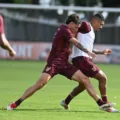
[0,34,16,57]
[69,37,96,58]
[93,49,112,55]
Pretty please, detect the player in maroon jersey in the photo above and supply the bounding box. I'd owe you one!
[7,14,114,110]
[0,15,16,57]
[61,13,118,112]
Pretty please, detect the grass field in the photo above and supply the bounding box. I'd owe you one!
[0,60,120,120]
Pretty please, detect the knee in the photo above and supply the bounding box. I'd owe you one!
[104,74,107,81]
[101,75,107,84]
[104,75,107,82]
[99,70,107,82]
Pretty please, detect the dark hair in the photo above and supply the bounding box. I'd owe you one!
[65,14,81,24]
[92,13,105,21]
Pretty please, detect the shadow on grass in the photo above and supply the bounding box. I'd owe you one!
[0,107,107,113]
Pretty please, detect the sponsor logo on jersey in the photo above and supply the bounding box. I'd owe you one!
[46,67,51,71]
[91,66,96,71]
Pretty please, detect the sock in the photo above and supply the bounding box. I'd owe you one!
[102,95,108,103]
[15,98,23,106]
[97,99,105,106]
[64,94,74,105]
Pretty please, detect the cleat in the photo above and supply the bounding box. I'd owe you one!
[106,102,116,107]
[99,102,118,112]
[99,102,116,110]
[6,103,17,110]
[101,107,119,113]
[60,100,70,110]
[105,107,119,113]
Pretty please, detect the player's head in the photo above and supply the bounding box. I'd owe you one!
[91,13,105,31]
[66,14,81,33]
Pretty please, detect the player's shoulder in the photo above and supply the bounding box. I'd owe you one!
[78,21,91,34]
[60,24,72,34]
[60,24,68,30]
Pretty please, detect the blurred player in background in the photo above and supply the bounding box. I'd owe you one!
[7,14,114,111]
[0,15,16,57]
[60,13,118,112]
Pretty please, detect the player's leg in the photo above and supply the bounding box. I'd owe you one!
[61,57,97,107]
[94,70,108,102]
[7,64,57,110]
[72,57,108,103]
[61,70,116,111]
[61,60,118,112]
[60,83,85,109]
[62,83,85,106]
[22,73,51,100]
[72,70,100,101]
[64,57,101,105]
[70,63,108,103]
[94,71,119,112]
[72,70,115,111]
[7,73,52,110]
[60,64,114,110]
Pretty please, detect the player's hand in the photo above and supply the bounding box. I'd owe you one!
[103,49,112,55]
[9,49,16,57]
[87,51,96,59]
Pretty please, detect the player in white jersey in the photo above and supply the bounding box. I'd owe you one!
[60,13,119,112]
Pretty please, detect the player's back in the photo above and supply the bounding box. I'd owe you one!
[47,24,73,67]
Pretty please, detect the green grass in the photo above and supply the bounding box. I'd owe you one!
[0,60,120,120]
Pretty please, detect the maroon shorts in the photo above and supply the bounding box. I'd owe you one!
[42,62,78,79]
[72,56,100,77]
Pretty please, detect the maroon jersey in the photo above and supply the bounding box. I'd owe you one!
[47,24,73,68]
[0,15,4,34]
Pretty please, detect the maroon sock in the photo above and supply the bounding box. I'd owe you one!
[97,99,105,106]
[102,96,108,103]
[65,94,73,105]
[15,98,23,106]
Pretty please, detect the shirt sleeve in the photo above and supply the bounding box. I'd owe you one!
[0,15,5,34]
[78,21,91,34]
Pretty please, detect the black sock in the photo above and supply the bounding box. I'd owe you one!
[65,94,74,105]
[97,99,105,106]
[15,98,23,106]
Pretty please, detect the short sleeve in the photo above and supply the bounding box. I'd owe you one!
[0,15,5,34]
[78,21,91,33]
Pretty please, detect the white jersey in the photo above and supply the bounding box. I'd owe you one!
[71,21,95,59]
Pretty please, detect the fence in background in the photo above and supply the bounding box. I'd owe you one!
[0,4,120,44]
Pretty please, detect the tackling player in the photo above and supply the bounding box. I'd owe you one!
[7,14,114,111]
[60,13,119,112]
